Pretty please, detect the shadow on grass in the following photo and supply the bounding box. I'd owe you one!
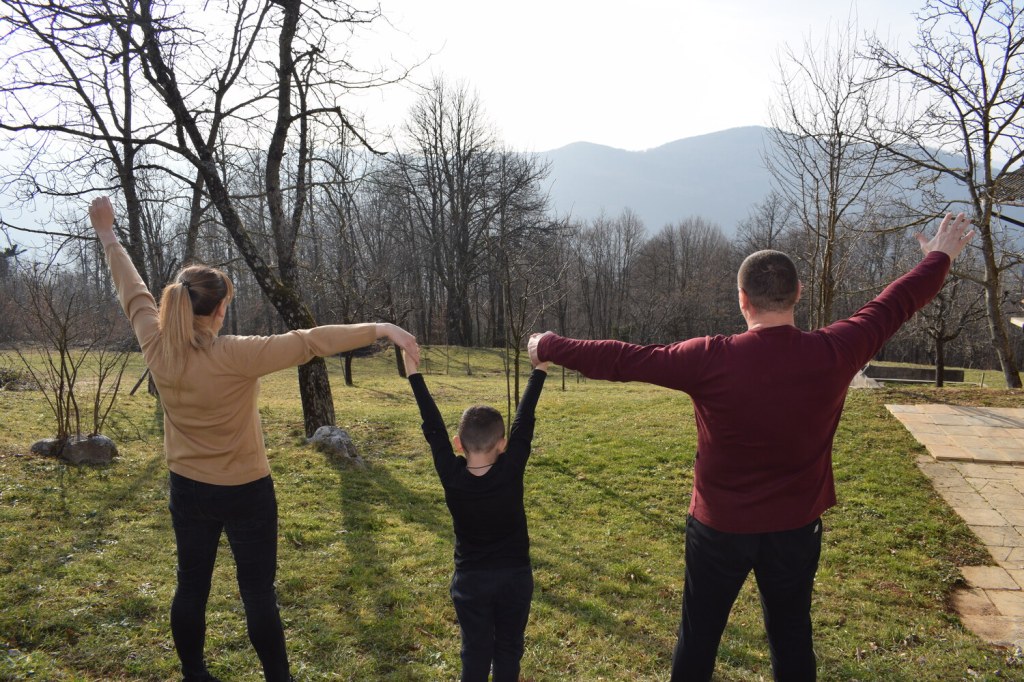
[311,447,687,678]
[2,448,166,651]
[323,458,453,677]
[534,456,689,538]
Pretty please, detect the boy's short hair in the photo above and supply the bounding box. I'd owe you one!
[737,250,800,312]
[458,405,505,454]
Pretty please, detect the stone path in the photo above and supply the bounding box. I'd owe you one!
[887,404,1024,648]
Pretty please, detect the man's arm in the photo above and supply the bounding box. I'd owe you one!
[404,351,457,478]
[529,331,698,391]
[826,213,974,366]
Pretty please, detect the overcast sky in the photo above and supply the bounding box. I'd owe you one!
[360,0,926,152]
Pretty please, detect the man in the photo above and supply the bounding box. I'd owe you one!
[528,213,974,681]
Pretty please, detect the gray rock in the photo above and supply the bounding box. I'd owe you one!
[30,435,117,465]
[307,425,366,468]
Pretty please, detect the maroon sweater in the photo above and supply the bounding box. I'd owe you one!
[538,251,951,533]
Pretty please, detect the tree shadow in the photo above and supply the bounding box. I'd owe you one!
[300,443,694,678]
[311,456,456,677]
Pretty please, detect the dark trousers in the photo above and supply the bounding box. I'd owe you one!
[168,471,290,682]
[671,515,822,682]
[450,565,534,682]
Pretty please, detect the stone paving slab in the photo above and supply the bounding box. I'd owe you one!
[890,405,1024,648]
[958,614,1024,647]
[961,566,1022,590]
[887,405,1024,465]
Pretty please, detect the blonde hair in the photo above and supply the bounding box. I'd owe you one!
[158,264,234,380]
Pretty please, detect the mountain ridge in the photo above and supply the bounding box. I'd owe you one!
[539,126,773,233]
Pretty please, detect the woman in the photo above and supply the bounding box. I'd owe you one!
[89,196,418,682]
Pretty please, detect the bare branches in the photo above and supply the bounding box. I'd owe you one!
[865,0,1024,386]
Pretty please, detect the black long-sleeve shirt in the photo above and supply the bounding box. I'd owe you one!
[410,369,546,571]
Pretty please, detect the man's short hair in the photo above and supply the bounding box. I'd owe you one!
[458,405,505,454]
[737,250,800,313]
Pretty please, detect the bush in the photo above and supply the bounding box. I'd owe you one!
[0,362,37,391]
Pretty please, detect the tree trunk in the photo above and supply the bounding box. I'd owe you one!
[935,339,945,388]
[980,235,1022,388]
[984,287,1022,388]
[446,285,473,346]
[298,359,335,437]
[343,352,354,387]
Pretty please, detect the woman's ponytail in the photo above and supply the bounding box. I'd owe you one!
[157,265,234,381]
[158,282,196,379]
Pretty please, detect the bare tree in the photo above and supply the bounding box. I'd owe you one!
[635,217,738,342]
[866,0,1024,387]
[0,0,164,282]
[393,78,502,347]
[14,260,131,446]
[767,17,900,329]
[1,0,412,435]
[914,274,988,386]
[735,192,796,253]
[574,210,646,340]
[485,149,558,407]
[127,0,404,434]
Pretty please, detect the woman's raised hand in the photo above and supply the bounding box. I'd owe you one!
[89,197,118,246]
[377,323,420,367]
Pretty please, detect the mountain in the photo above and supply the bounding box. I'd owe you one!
[539,126,774,234]
[538,125,1024,236]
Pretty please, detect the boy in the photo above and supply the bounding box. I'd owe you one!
[404,350,548,682]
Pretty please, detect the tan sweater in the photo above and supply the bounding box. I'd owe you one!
[105,242,377,485]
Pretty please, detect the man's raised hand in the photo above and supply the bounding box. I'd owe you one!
[528,331,552,368]
[916,212,974,260]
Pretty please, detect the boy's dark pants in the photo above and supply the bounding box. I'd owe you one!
[671,515,821,682]
[169,471,291,682]
[450,565,534,682]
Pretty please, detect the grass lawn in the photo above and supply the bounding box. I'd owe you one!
[1,348,1022,681]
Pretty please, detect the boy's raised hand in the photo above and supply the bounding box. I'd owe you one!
[402,349,420,376]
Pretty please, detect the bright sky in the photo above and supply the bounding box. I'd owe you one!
[1,0,928,249]
[360,0,926,152]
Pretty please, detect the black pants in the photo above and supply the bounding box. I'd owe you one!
[168,471,290,682]
[671,515,822,682]
[450,565,534,682]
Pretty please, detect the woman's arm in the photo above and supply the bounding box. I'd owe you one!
[90,197,160,350]
[89,197,118,247]
[225,323,419,378]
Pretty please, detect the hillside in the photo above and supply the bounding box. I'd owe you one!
[540,126,1024,236]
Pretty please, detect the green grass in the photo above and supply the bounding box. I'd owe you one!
[0,349,1022,681]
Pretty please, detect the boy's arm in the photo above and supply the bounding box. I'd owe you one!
[506,368,547,464]
[406,365,457,479]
